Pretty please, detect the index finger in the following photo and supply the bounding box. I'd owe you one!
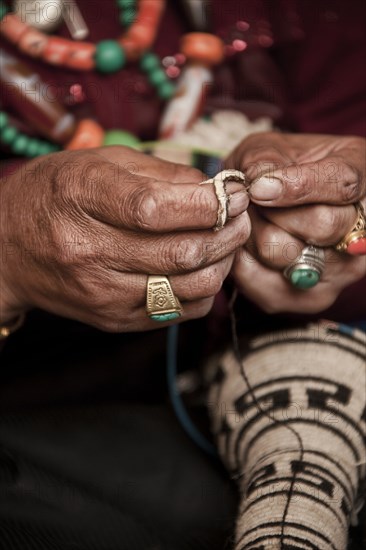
[78,155,249,232]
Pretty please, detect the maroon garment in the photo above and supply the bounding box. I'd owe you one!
[1,0,365,321]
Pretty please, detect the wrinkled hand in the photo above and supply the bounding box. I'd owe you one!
[0,147,250,330]
[226,132,366,313]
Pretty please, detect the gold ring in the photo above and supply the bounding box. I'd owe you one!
[146,275,183,322]
[335,202,366,255]
[200,169,246,231]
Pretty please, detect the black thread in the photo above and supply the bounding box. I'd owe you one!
[228,290,305,548]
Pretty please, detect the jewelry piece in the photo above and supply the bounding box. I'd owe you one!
[200,169,246,231]
[283,245,325,290]
[0,312,26,340]
[1,0,170,75]
[146,275,183,322]
[335,202,366,256]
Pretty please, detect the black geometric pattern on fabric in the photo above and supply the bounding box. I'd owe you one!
[206,323,366,550]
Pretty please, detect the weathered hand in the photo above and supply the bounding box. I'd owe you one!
[226,132,366,313]
[0,147,250,330]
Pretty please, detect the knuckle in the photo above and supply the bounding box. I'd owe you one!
[70,268,111,310]
[284,171,312,202]
[191,185,214,218]
[196,265,224,298]
[310,206,345,242]
[128,181,162,230]
[164,238,204,273]
[42,218,81,267]
[341,164,362,202]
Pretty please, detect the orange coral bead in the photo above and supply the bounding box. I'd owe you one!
[43,37,74,65]
[180,33,225,65]
[65,43,96,71]
[126,24,155,50]
[0,14,28,44]
[118,36,142,62]
[66,119,104,150]
[121,0,165,56]
[137,0,165,27]
[18,28,48,58]
[43,37,95,70]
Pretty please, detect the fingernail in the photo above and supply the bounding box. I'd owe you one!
[228,190,249,217]
[250,176,282,201]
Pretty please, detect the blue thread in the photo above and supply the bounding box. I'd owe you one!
[166,325,218,457]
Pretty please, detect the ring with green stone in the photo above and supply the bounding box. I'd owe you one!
[146,275,183,322]
[283,245,325,290]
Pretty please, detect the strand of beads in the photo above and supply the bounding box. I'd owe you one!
[140,52,174,99]
[0,0,174,99]
[0,111,59,157]
[0,0,166,72]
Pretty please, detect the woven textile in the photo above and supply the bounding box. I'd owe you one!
[207,323,366,550]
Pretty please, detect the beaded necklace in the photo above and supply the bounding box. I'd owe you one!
[0,0,227,157]
[0,0,248,158]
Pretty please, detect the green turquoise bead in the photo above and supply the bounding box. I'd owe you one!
[37,142,55,156]
[150,312,181,322]
[157,81,175,100]
[140,52,160,72]
[0,111,8,129]
[148,68,167,86]
[120,9,136,26]
[290,268,320,289]
[25,139,41,158]
[1,126,18,144]
[95,40,125,73]
[103,130,140,148]
[12,134,30,154]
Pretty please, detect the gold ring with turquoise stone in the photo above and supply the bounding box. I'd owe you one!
[283,245,325,290]
[146,275,183,322]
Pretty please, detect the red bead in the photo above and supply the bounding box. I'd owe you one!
[166,65,180,78]
[174,53,186,65]
[346,237,366,255]
[232,39,247,52]
[69,84,86,104]
[236,21,250,32]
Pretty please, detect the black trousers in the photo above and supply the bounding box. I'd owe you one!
[0,312,238,550]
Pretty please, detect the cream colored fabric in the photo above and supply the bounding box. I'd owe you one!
[206,323,366,550]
